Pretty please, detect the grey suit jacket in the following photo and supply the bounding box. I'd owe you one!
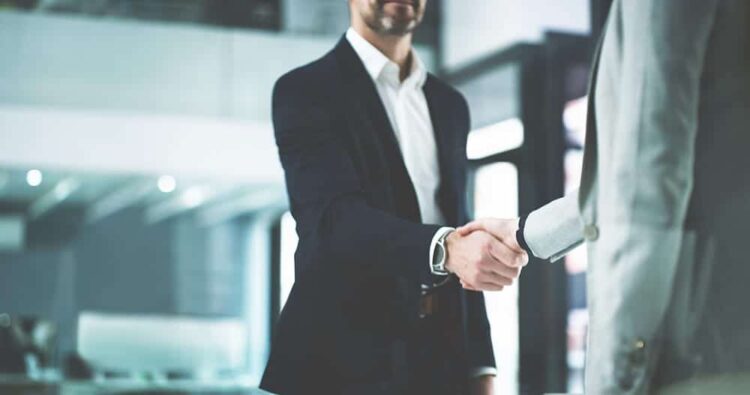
[522,0,750,393]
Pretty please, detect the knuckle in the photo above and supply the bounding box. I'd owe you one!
[516,254,526,266]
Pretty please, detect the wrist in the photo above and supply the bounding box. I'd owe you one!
[430,227,455,276]
[515,215,531,254]
[443,231,461,273]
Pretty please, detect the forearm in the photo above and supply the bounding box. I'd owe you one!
[276,81,440,282]
[522,191,584,261]
[313,195,441,281]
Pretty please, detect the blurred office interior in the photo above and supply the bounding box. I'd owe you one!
[0,0,612,394]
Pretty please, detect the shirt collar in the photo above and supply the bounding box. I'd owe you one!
[345,27,427,89]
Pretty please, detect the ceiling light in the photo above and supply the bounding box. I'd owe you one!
[157,175,176,193]
[26,169,43,187]
[182,187,205,208]
[54,179,80,199]
[466,118,524,160]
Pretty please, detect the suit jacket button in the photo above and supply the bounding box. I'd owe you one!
[630,339,647,365]
[583,224,599,241]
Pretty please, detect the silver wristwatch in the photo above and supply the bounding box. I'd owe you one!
[430,229,453,276]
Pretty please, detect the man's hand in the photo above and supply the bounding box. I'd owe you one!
[444,228,526,292]
[469,374,495,395]
[456,218,524,251]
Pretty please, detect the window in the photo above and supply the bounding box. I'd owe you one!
[467,119,524,160]
[278,211,297,311]
[473,161,520,395]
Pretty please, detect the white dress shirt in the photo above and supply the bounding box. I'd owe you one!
[346,28,496,379]
[346,27,445,226]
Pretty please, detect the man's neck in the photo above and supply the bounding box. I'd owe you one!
[351,22,413,82]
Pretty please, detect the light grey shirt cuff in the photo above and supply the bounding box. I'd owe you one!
[429,226,455,275]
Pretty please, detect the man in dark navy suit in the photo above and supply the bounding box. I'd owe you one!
[260,1,528,394]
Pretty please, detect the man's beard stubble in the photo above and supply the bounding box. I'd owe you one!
[363,0,423,36]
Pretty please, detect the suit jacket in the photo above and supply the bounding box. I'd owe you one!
[521,0,750,393]
[260,37,495,394]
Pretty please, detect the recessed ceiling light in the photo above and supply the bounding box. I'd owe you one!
[54,179,80,199]
[182,187,205,208]
[26,169,43,187]
[157,175,176,193]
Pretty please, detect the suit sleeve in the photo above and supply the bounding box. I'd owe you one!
[272,72,441,283]
[585,1,720,393]
[523,190,584,261]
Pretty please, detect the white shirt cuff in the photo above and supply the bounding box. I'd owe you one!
[429,226,455,275]
[470,366,498,378]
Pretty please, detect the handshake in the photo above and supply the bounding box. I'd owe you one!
[446,218,529,292]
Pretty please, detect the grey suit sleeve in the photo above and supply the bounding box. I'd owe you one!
[523,190,583,261]
[584,0,721,394]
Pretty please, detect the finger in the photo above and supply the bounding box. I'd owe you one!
[475,280,505,292]
[481,259,521,283]
[477,270,514,286]
[487,240,527,270]
[495,230,525,254]
[461,278,482,289]
[475,270,513,288]
[461,280,480,292]
[492,246,529,268]
[458,220,486,236]
[520,251,529,266]
[455,226,470,237]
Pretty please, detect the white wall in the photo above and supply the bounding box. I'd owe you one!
[0,11,435,182]
[283,0,350,35]
[0,11,339,122]
[442,0,590,70]
[0,105,282,183]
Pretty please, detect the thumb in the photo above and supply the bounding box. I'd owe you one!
[456,220,485,236]
[455,226,471,236]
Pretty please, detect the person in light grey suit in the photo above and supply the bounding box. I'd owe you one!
[457,0,750,393]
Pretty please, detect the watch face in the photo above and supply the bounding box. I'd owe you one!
[433,245,445,267]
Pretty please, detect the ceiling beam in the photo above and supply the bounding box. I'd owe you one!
[196,186,288,226]
[28,177,81,219]
[86,179,156,224]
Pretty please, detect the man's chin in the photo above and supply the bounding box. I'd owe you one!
[380,16,419,35]
[382,24,416,36]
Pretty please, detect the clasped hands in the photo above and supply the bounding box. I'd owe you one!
[445,218,529,291]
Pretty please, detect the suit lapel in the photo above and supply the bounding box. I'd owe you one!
[332,37,423,222]
[579,25,607,218]
[424,76,459,225]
